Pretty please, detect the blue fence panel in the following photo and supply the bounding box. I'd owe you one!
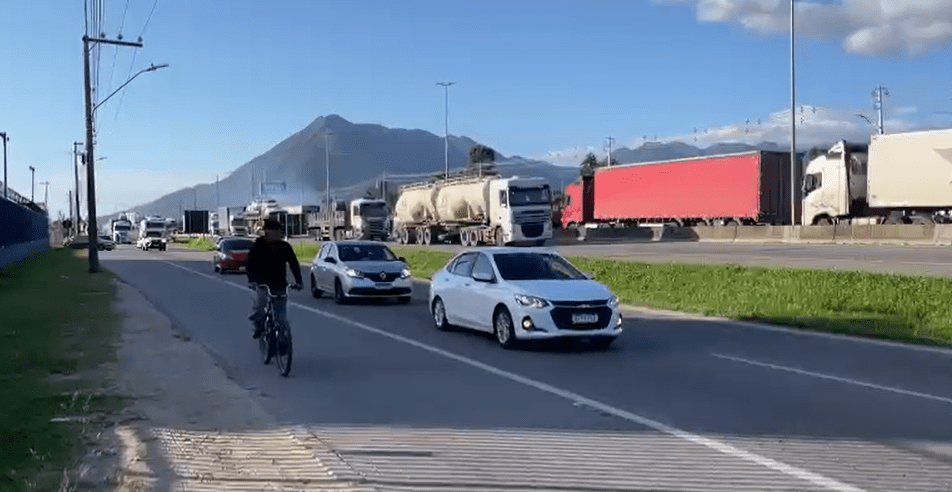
[0,198,49,247]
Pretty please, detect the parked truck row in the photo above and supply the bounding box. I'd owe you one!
[561,128,952,230]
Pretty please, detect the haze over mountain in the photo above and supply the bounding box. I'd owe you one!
[116,115,795,221]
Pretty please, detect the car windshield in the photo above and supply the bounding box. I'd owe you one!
[145,231,163,238]
[492,253,587,281]
[222,240,254,251]
[338,244,397,262]
[114,225,130,231]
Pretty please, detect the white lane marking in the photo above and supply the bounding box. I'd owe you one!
[163,260,864,492]
[712,353,952,405]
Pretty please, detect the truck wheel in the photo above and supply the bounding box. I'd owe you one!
[415,228,424,245]
[494,227,505,246]
[423,228,432,245]
[460,230,470,247]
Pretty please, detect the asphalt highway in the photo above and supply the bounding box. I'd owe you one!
[102,244,952,492]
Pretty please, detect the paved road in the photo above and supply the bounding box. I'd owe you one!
[382,241,952,278]
[102,244,952,491]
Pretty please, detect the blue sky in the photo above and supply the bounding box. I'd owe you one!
[1,0,950,220]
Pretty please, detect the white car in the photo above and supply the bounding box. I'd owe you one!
[428,247,622,349]
[310,240,413,304]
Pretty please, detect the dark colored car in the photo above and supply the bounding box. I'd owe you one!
[213,237,256,274]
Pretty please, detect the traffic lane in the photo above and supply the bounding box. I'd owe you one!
[167,257,952,443]
[161,257,952,491]
[103,256,653,431]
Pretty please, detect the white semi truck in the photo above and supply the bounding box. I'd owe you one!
[110,217,135,244]
[393,175,553,246]
[137,216,170,251]
[803,128,952,225]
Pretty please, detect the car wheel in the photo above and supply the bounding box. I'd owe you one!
[494,306,517,349]
[310,274,322,298]
[432,297,450,330]
[333,278,348,305]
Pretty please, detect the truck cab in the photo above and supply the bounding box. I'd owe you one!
[350,198,390,241]
[802,141,869,225]
[489,177,553,245]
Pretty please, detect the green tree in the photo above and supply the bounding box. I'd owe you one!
[579,152,600,177]
[466,144,497,177]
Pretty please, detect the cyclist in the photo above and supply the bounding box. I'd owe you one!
[247,219,303,339]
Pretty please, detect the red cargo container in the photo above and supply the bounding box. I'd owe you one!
[561,151,796,227]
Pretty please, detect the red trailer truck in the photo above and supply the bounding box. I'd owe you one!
[561,151,797,228]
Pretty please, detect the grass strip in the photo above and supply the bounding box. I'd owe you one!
[390,246,952,348]
[0,249,125,491]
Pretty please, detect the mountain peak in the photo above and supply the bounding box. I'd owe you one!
[306,114,353,133]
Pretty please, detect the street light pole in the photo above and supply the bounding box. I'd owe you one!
[73,142,82,236]
[789,0,797,226]
[1,132,9,200]
[436,82,455,180]
[39,181,50,208]
[29,166,35,202]
[82,34,155,272]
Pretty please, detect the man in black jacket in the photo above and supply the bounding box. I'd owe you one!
[247,219,303,339]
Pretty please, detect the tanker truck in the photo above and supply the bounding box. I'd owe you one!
[802,128,952,225]
[393,175,553,246]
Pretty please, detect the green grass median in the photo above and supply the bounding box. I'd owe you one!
[390,246,952,348]
[0,249,126,491]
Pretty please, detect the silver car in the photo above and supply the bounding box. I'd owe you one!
[309,240,413,304]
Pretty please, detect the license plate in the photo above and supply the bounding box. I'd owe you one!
[572,313,599,324]
[374,283,392,289]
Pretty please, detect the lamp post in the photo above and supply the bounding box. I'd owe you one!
[1,132,9,200]
[29,165,35,202]
[436,82,455,180]
[789,0,797,226]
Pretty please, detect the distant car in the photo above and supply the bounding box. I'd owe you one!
[428,247,622,349]
[97,235,116,251]
[213,237,256,274]
[137,233,168,251]
[309,240,412,304]
[64,235,115,251]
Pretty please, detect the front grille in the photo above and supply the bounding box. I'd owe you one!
[520,223,545,238]
[549,306,613,331]
[550,299,609,308]
[349,287,412,296]
[359,271,402,282]
[514,209,549,225]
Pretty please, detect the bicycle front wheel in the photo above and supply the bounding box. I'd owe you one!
[275,324,293,377]
[259,322,275,365]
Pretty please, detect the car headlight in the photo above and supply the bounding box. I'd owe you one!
[608,295,619,308]
[400,268,411,278]
[344,267,364,278]
[514,294,549,309]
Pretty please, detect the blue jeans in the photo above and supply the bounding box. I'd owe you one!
[251,285,289,333]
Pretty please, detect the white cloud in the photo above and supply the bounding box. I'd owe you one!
[658,0,952,56]
[536,145,602,167]
[645,104,919,150]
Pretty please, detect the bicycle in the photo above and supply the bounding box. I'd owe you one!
[250,283,301,377]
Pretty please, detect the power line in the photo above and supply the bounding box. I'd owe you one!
[106,0,132,99]
[140,0,159,38]
[115,0,159,120]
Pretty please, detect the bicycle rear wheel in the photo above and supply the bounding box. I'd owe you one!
[275,324,292,377]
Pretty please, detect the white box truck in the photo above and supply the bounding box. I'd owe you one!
[802,128,952,225]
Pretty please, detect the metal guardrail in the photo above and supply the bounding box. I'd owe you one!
[0,180,31,206]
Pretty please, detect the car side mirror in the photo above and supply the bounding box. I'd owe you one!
[398,257,407,264]
[325,257,337,264]
[473,270,495,283]
[583,271,595,280]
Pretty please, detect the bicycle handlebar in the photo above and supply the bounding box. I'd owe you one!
[248,283,302,296]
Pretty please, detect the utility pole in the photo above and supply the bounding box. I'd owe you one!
[1,132,9,200]
[606,136,615,167]
[29,166,35,202]
[873,85,890,135]
[789,0,797,226]
[83,34,143,272]
[436,82,456,180]
[39,181,50,208]
[73,142,83,237]
[325,132,331,213]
